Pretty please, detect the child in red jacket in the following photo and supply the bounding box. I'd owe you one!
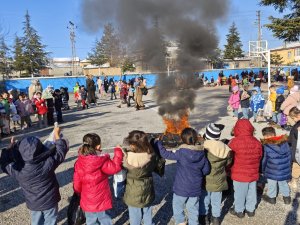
[35,92,48,128]
[229,119,262,218]
[73,133,123,225]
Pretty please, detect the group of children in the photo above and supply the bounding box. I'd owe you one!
[1,108,298,225]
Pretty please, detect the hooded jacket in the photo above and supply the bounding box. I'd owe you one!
[280,91,300,115]
[269,90,277,112]
[288,120,300,163]
[261,135,291,181]
[275,95,285,112]
[229,119,262,182]
[250,86,265,113]
[228,92,240,109]
[73,148,123,212]
[0,137,68,211]
[155,141,210,197]
[123,150,159,208]
[35,98,48,115]
[204,140,232,192]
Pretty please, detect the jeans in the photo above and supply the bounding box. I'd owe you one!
[31,205,58,225]
[199,191,222,218]
[233,109,239,118]
[241,108,249,119]
[253,111,257,120]
[38,114,48,128]
[56,110,63,123]
[277,113,282,125]
[233,181,257,213]
[272,113,278,123]
[173,193,199,225]
[267,179,290,198]
[128,206,153,225]
[85,211,112,225]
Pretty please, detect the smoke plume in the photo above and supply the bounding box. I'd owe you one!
[81,0,229,116]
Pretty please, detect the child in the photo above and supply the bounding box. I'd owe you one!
[35,91,48,128]
[228,86,240,119]
[288,107,300,192]
[60,87,70,110]
[117,81,128,108]
[274,86,285,125]
[155,128,210,225]
[15,93,33,130]
[122,130,161,225]
[1,92,11,135]
[73,133,123,225]
[261,127,291,205]
[127,83,135,107]
[0,127,69,225]
[269,85,277,124]
[250,86,265,122]
[239,85,251,119]
[79,85,88,109]
[53,89,63,123]
[199,123,232,225]
[229,119,262,218]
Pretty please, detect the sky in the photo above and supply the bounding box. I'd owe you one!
[0,0,286,59]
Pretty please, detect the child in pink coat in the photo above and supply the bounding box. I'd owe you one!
[228,85,240,118]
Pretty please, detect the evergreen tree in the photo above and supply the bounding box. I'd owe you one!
[88,23,122,67]
[0,37,12,78]
[260,0,300,42]
[13,35,25,75]
[223,22,244,60]
[121,57,135,74]
[208,48,224,69]
[22,11,49,75]
[271,53,284,66]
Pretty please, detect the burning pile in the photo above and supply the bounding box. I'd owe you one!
[163,112,190,135]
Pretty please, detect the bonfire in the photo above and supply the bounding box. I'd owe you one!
[163,111,190,135]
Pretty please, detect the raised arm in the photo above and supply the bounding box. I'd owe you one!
[155,140,178,161]
[101,147,123,175]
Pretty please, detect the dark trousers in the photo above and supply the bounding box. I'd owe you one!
[56,109,63,123]
[111,92,117,100]
[128,95,135,106]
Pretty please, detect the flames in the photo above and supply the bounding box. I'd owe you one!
[163,112,190,135]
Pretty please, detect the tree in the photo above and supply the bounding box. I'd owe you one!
[88,23,122,67]
[271,53,284,65]
[22,11,49,75]
[121,57,135,74]
[13,35,25,75]
[0,37,12,78]
[260,0,300,42]
[208,48,224,69]
[223,22,244,60]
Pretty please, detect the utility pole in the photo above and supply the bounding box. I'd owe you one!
[67,21,77,76]
[256,11,262,67]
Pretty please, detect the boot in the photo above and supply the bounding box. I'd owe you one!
[245,210,255,217]
[199,215,210,225]
[283,196,291,205]
[229,208,245,218]
[262,195,276,204]
[289,178,298,192]
[211,216,220,225]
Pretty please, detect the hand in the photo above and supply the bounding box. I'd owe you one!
[53,127,61,140]
[9,137,15,148]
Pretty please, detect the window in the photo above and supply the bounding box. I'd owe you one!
[288,51,292,58]
[295,48,300,57]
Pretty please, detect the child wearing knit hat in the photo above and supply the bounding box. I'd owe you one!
[199,123,232,225]
[274,86,285,127]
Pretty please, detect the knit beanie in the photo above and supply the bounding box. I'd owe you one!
[205,123,225,140]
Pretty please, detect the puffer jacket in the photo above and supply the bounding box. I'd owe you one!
[73,148,123,212]
[35,98,48,115]
[269,91,277,112]
[281,92,300,115]
[155,141,210,197]
[228,92,240,109]
[275,95,285,112]
[123,151,159,208]
[204,140,232,192]
[261,135,291,181]
[288,120,300,162]
[229,119,262,182]
[0,137,68,211]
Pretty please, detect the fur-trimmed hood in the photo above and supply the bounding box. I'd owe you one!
[261,135,288,145]
[178,143,205,151]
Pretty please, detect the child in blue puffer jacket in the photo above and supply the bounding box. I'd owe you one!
[250,86,265,122]
[261,127,292,205]
[155,128,210,225]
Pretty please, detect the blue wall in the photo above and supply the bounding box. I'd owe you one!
[4,66,300,93]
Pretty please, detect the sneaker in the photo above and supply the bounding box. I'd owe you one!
[211,216,220,225]
[229,208,245,218]
[245,210,255,217]
[199,215,210,225]
[283,196,291,205]
[262,195,276,204]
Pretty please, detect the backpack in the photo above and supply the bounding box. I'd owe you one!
[141,87,148,95]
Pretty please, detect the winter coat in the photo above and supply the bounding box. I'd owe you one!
[73,148,123,212]
[35,98,48,115]
[261,135,291,181]
[229,119,263,182]
[281,92,300,115]
[228,92,240,109]
[155,141,210,197]
[204,140,232,192]
[15,99,33,117]
[288,121,300,163]
[0,137,68,211]
[123,151,159,208]
[79,90,87,100]
[1,99,10,115]
[250,88,265,113]
[275,95,285,112]
[53,93,63,111]
[269,91,277,112]
[240,90,251,108]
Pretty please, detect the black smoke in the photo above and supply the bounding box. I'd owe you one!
[81,0,229,116]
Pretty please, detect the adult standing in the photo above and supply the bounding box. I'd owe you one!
[28,79,43,100]
[103,76,109,93]
[281,85,300,126]
[135,78,145,111]
[86,75,96,105]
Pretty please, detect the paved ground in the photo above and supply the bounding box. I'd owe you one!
[0,84,299,225]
